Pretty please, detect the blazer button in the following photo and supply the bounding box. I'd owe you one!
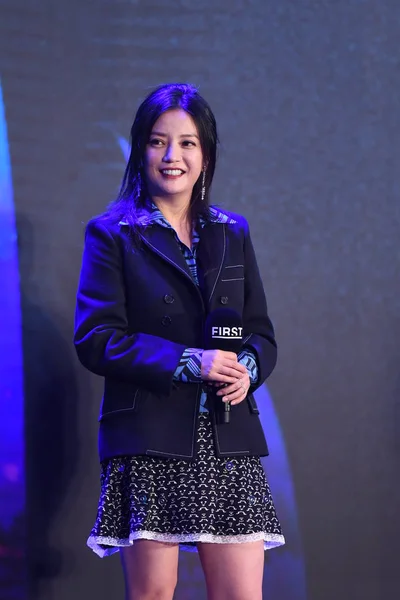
[163,294,175,304]
[220,296,229,305]
[161,316,172,326]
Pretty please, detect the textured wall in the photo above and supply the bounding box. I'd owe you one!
[0,1,399,598]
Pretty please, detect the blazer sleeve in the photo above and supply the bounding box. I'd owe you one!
[74,218,187,395]
[241,217,277,391]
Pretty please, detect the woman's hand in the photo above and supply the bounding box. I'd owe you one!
[216,370,251,406]
[201,350,247,384]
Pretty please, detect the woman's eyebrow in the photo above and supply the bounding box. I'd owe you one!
[150,131,199,139]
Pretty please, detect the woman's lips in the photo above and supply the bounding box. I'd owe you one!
[160,169,185,179]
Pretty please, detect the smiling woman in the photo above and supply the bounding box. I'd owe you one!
[74,82,284,600]
[146,110,203,197]
[144,109,205,247]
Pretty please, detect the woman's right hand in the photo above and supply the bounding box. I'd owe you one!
[201,350,247,384]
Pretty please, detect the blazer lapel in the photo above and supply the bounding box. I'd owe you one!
[137,220,227,311]
[139,226,194,283]
[197,222,226,308]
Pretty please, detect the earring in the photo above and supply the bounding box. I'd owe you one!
[136,172,142,197]
[201,169,206,202]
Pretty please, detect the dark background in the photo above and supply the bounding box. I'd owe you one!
[1,1,400,598]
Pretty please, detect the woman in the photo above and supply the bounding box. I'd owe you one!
[74,83,285,600]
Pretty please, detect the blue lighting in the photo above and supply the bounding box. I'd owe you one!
[0,79,25,535]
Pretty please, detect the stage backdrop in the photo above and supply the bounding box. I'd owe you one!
[1,1,399,599]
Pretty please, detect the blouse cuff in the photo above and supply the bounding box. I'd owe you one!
[237,348,259,384]
[173,348,203,382]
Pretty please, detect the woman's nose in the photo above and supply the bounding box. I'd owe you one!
[163,144,180,163]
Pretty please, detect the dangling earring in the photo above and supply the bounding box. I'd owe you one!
[201,169,206,202]
[136,172,142,197]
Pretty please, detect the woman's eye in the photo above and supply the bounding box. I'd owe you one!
[182,140,195,147]
[149,138,163,146]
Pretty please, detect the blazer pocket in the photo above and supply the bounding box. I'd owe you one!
[99,382,141,421]
[221,264,244,282]
[247,393,260,415]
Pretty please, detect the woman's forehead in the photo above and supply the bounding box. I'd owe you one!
[151,109,198,135]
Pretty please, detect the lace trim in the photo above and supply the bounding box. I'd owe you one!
[87,531,285,558]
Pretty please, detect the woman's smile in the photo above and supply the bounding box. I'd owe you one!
[145,108,203,203]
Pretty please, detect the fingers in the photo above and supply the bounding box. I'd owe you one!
[219,351,238,361]
[216,375,250,406]
[227,360,248,376]
[219,361,247,379]
[209,363,248,384]
[218,379,247,398]
[211,375,239,385]
[201,350,247,383]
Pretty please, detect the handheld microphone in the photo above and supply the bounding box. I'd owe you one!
[204,308,243,424]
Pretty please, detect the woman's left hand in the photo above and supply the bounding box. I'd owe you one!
[215,371,251,406]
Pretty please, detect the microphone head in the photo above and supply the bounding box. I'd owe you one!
[204,307,243,353]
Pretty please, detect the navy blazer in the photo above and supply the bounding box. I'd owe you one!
[74,208,277,461]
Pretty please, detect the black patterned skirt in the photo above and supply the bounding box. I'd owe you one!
[87,412,285,557]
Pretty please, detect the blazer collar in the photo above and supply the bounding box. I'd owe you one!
[119,204,235,309]
[137,221,227,307]
[118,203,237,228]
[138,225,194,283]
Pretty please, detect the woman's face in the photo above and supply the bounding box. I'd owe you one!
[144,108,204,205]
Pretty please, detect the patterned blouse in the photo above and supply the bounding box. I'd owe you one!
[141,202,258,412]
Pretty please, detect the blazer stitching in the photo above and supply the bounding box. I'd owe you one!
[208,226,226,303]
[143,239,192,282]
[219,450,250,455]
[221,277,245,282]
[146,449,193,458]
[212,409,250,456]
[145,385,201,458]
[191,384,201,455]
[214,429,250,455]
[225,264,244,269]
[100,389,139,419]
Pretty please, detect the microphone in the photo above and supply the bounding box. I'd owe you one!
[204,308,243,424]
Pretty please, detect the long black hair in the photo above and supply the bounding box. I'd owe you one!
[106,83,219,228]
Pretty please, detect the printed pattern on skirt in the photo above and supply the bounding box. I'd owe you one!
[88,413,285,557]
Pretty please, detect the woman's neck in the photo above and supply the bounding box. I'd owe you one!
[152,197,191,230]
[152,196,193,248]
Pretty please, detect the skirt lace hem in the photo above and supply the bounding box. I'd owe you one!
[87,531,286,557]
